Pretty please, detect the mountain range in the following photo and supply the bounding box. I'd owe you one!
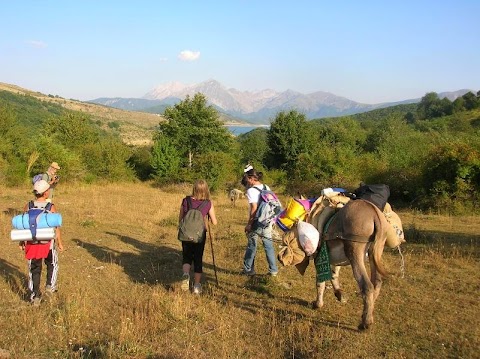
[89,79,472,125]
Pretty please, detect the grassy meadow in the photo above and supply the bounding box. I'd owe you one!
[0,182,478,358]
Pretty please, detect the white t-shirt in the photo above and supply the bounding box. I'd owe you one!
[246,184,270,204]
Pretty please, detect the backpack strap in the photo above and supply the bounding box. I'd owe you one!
[186,196,193,211]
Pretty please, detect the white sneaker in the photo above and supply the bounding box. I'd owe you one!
[193,283,202,295]
[181,273,190,291]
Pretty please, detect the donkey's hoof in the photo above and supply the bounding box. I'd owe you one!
[358,322,371,331]
[334,290,347,303]
[312,301,323,309]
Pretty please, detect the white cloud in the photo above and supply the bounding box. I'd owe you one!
[26,40,47,49]
[159,57,168,62]
[178,50,200,61]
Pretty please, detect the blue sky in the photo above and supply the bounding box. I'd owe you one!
[1,1,479,103]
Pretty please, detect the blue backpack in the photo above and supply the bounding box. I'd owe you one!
[27,201,53,243]
[253,185,283,228]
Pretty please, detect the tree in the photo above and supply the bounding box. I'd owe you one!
[416,92,452,120]
[151,136,181,183]
[266,110,310,169]
[237,127,268,166]
[462,91,480,110]
[157,93,233,168]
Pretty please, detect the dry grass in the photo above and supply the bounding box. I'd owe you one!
[0,183,479,358]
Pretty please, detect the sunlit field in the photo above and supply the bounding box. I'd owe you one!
[0,182,478,358]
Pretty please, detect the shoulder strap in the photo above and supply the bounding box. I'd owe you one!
[186,196,193,210]
[28,200,34,209]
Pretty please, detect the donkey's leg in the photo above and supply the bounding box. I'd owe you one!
[344,241,375,330]
[313,281,326,309]
[331,266,346,303]
[368,247,383,303]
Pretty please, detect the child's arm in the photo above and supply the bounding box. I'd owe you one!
[51,204,64,251]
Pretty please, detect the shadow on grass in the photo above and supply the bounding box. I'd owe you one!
[73,232,229,291]
[0,257,28,301]
[2,207,23,216]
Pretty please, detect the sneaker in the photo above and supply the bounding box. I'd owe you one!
[241,269,256,276]
[31,297,42,307]
[181,273,190,291]
[193,283,202,295]
[45,285,57,294]
[269,272,278,277]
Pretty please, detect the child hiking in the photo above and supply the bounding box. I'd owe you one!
[19,180,64,306]
[242,167,279,277]
[178,179,217,294]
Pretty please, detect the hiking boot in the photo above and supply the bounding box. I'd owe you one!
[181,273,190,291]
[241,269,256,276]
[193,283,202,295]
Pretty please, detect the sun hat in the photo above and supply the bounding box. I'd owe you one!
[50,162,61,170]
[34,180,50,194]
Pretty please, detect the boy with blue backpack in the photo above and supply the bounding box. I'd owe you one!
[242,167,282,277]
[19,180,64,306]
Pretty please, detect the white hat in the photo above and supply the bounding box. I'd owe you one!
[244,164,253,173]
[34,180,50,194]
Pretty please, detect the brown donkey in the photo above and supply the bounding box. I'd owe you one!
[312,199,389,330]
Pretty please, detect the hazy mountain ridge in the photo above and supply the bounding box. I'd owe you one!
[90,80,474,125]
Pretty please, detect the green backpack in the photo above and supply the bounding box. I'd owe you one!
[177,197,209,243]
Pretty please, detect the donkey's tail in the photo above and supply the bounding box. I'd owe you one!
[371,207,388,277]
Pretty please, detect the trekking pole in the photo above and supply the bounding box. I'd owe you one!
[207,222,219,286]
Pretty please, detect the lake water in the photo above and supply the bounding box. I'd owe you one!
[226,125,268,136]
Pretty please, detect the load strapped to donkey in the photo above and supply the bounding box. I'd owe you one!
[276,183,406,330]
[277,184,405,276]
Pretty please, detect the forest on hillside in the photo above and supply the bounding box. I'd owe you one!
[1,90,480,214]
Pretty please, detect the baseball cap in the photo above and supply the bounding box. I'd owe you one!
[50,162,61,170]
[33,180,50,194]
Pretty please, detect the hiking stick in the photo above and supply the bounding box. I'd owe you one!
[207,222,219,286]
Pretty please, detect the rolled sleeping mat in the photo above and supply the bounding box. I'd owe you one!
[12,212,62,230]
[11,227,56,241]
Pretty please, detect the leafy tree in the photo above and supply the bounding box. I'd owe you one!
[151,136,181,183]
[452,97,466,112]
[421,142,480,213]
[266,110,311,169]
[416,92,453,120]
[237,127,268,166]
[462,91,480,110]
[192,151,236,192]
[128,146,153,181]
[157,93,233,168]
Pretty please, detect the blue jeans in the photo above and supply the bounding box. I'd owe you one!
[243,226,278,274]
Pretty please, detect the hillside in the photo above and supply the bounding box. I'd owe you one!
[0,82,163,146]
